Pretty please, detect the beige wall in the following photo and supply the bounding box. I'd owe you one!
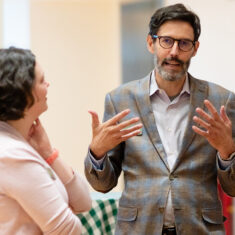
[30,0,122,191]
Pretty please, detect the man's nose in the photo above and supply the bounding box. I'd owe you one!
[169,41,180,57]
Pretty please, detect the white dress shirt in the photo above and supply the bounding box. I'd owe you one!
[150,71,190,227]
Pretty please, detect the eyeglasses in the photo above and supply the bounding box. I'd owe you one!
[152,35,195,52]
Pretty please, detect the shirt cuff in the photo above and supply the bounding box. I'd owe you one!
[88,148,106,170]
[217,152,233,169]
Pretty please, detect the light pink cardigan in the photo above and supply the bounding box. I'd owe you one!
[0,121,91,234]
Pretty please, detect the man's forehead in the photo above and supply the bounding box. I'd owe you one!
[157,20,194,39]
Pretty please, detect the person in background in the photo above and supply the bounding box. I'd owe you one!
[0,47,91,234]
[85,4,235,235]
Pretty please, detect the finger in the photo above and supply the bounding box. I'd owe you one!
[192,125,208,137]
[121,129,142,141]
[115,117,140,131]
[35,118,40,126]
[119,123,143,136]
[193,116,210,130]
[204,100,220,121]
[220,105,231,123]
[88,110,100,128]
[106,109,130,126]
[33,118,42,130]
[29,119,39,136]
[28,125,35,137]
[196,107,215,124]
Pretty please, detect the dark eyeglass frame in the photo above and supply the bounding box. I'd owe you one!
[152,35,196,52]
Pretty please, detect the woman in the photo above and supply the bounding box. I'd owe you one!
[0,47,91,234]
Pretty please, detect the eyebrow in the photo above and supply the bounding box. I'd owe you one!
[158,35,194,41]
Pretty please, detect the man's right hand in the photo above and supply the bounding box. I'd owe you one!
[88,109,142,159]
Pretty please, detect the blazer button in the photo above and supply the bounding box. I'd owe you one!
[159,208,164,213]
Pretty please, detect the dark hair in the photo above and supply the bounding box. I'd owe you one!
[149,3,201,41]
[0,47,36,121]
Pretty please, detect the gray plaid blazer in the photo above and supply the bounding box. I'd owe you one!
[85,73,235,235]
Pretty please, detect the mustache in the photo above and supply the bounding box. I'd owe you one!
[162,57,184,65]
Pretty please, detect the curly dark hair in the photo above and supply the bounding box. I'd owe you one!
[0,47,36,121]
[149,3,201,42]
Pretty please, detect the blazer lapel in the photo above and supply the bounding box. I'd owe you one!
[135,73,170,170]
[172,74,208,171]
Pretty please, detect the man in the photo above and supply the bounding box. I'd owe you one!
[85,4,235,235]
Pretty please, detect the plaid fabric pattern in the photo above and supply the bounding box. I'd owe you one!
[77,199,118,235]
[85,74,235,235]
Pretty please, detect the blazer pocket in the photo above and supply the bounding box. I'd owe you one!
[117,206,138,222]
[201,208,224,224]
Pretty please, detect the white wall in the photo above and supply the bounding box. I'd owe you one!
[2,0,30,48]
[165,0,235,92]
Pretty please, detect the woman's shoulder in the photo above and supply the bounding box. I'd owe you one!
[0,131,43,165]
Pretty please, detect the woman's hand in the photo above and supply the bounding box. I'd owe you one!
[28,118,54,159]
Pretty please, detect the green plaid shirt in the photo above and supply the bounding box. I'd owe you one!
[77,199,118,235]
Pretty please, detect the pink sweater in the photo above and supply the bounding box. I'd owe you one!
[0,121,91,234]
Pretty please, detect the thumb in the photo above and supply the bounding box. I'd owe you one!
[88,110,100,128]
[28,125,35,137]
[35,118,40,126]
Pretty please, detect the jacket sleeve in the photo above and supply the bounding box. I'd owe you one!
[84,93,124,193]
[217,91,235,196]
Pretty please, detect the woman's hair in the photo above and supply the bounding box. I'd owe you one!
[149,3,201,42]
[0,47,36,121]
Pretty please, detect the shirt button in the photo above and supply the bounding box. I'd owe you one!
[167,127,172,132]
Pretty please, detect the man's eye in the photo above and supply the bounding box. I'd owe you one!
[163,38,171,43]
[181,40,189,45]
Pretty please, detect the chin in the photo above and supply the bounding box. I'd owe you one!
[38,106,48,116]
[44,106,48,112]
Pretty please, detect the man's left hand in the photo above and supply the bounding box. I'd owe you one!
[192,99,235,159]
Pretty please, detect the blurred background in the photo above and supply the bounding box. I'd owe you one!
[1,0,235,232]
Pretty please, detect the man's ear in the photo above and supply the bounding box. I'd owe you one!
[147,34,155,54]
[192,41,200,57]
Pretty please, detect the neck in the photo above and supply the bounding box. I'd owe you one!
[7,113,35,140]
[155,70,186,97]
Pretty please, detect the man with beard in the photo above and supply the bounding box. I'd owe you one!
[84,4,235,235]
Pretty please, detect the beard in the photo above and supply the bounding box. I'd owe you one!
[154,55,191,82]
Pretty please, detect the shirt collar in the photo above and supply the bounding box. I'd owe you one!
[149,70,190,97]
